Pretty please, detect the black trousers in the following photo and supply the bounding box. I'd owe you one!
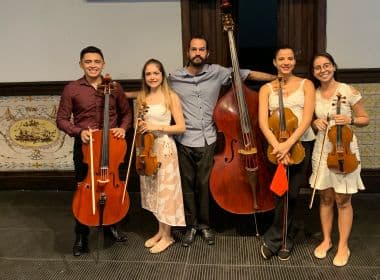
[176,141,216,230]
[263,141,313,253]
[73,137,90,236]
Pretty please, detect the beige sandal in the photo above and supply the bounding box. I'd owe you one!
[144,237,159,248]
[149,239,174,254]
[333,249,350,267]
[313,243,332,259]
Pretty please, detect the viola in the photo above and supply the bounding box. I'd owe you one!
[72,74,130,226]
[326,93,358,173]
[135,102,160,176]
[209,0,274,215]
[267,78,305,165]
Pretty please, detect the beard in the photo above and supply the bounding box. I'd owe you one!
[189,55,206,67]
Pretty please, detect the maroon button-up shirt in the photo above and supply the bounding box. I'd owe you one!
[56,76,132,137]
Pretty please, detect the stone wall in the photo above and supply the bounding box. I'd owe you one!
[352,83,380,169]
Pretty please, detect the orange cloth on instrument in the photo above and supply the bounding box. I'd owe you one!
[270,163,288,196]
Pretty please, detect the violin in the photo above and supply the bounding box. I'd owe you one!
[72,74,130,226]
[326,93,358,173]
[267,77,305,165]
[135,102,160,176]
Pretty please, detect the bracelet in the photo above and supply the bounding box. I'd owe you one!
[350,117,355,125]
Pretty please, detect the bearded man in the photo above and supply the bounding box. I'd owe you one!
[168,35,276,247]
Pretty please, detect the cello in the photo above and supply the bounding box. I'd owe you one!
[326,93,358,173]
[72,75,130,227]
[210,0,274,214]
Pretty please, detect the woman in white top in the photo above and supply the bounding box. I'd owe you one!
[136,58,186,253]
[258,46,315,261]
[309,52,369,266]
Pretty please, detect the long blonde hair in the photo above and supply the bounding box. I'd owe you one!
[137,58,173,112]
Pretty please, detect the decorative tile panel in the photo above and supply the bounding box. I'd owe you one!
[352,83,380,169]
[0,95,74,171]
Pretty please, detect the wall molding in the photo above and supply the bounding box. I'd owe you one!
[1,68,378,96]
[337,68,380,84]
[0,79,142,96]
[0,169,378,193]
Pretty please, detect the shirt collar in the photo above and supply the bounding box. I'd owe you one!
[180,64,210,77]
[78,75,104,87]
[78,76,89,86]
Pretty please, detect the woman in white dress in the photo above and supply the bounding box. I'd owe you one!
[136,58,186,253]
[309,53,369,266]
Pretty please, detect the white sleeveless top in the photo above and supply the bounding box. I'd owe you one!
[268,79,315,141]
[144,103,171,127]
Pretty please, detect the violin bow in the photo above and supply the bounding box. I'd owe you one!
[309,113,330,209]
[122,102,140,203]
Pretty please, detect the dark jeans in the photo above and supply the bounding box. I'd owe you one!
[263,141,313,253]
[176,141,216,230]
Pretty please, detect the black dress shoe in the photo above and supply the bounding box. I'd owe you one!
[72,234,89,257]
[182,227,197,247]
[200,228,215,245]
[104,225,127,242]
[278,248,291,261]
[260,243,274,260]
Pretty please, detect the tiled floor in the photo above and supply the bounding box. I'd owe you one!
[0,190,378,280]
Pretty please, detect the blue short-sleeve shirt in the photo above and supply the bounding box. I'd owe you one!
[169,64,249,147]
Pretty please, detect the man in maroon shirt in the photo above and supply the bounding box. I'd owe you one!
[56,46,132,256]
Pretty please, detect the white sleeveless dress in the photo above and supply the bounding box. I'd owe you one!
[139,103,186,226]
[268,79,315,142]
[309,82,365,194]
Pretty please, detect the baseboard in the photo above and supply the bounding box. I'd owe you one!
[0,168,377,193]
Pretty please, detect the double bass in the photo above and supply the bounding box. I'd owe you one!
[72,75,130,227]
[210,1,274,214]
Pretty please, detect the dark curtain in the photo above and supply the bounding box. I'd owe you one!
[180,0,326,74]
[277,0,326,73]
[180,0,228,66]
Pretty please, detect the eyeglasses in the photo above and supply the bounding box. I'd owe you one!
[313,63,333,72]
